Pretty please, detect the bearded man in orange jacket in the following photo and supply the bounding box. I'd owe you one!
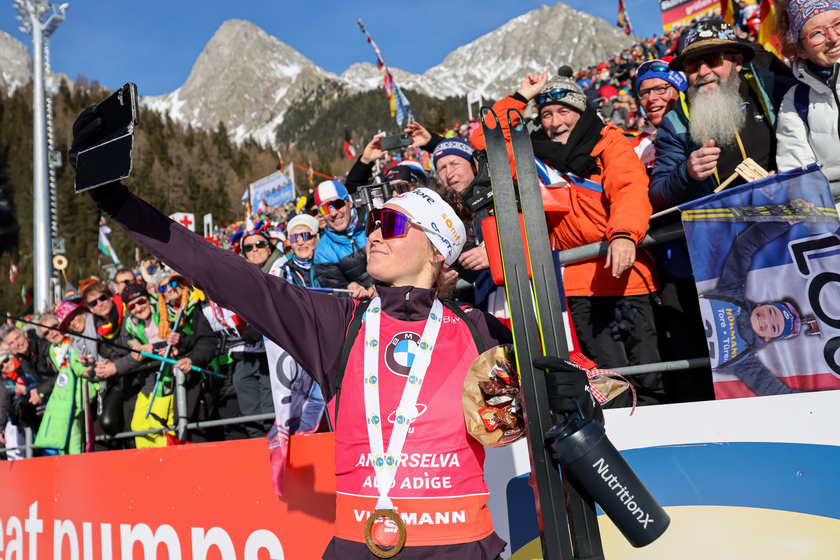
[471,69,665,406]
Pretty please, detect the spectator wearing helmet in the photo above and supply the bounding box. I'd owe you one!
[632,59,688,171]
[472,70,665,405]
[312,180,372,297]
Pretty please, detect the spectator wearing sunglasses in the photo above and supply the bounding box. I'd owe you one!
[651,19,788,213]
[231,221,283,272]
[274,214,322,288]
[776,0,840,186]
[79,282,145,446]
[120,281,177,447]
[312,180,372,297]
[153,271,222,443]
[649,20,794,402]
[632,59,688,171]
[472,68,664,405]
[111,267,138,295]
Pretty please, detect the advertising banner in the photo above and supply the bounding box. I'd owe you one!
[248,169,295,211]
[680,165,840,399]
[0,437,335,559]
[659,0,722,32]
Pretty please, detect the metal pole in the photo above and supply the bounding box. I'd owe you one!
[175,370,188,441]
[25,426,34,458]
[30,12,52,311]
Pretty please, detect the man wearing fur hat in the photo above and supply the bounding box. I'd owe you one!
[472,69,664,405]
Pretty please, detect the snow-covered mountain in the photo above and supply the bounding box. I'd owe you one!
[145,2,639,147]
[342,3,638,100]
[143,19,342,147]
[0,31,32,94]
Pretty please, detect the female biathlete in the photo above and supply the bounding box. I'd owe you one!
[70,105,594,560]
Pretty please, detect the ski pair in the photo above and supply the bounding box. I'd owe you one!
[481,107,604,560]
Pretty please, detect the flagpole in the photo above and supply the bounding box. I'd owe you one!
[357,19,413,125]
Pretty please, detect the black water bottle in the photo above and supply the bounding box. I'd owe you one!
[546,412,670,548]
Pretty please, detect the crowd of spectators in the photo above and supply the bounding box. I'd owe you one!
[3,1,838,459]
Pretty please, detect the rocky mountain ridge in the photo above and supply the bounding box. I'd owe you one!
[2,3,639,147]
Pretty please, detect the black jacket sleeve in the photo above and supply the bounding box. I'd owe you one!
[344,158,376,193]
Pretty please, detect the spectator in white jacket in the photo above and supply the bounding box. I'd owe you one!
[775,0,840,186]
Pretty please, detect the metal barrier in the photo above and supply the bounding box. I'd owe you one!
[0,371,279,460]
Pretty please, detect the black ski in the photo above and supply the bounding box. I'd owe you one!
[480,107,575,560]
[506,108,605,559]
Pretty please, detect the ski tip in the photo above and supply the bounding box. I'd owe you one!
[480,106,499,127]
[506,108,525,131]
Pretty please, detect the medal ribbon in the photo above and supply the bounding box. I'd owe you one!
[363,296,443,511]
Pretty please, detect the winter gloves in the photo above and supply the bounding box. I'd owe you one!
[533,355,603,424]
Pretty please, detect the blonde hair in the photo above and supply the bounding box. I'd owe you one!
[156,278,190,339]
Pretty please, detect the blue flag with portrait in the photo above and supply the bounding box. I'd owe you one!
[680,164,840,399]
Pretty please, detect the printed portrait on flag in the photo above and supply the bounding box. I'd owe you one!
[680,165,840,399]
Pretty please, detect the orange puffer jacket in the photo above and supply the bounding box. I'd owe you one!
[471,95,657,298]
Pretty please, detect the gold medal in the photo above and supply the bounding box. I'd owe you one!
[364,509,407,558]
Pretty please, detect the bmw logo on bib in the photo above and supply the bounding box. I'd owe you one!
[384,332,422,377]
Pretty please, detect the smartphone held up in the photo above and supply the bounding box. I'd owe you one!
[73,83,139,193]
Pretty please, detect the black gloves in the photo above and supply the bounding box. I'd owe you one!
[69,105,130,216]
[533,355,602,424]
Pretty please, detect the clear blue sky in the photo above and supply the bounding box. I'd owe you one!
[2,0,665,97]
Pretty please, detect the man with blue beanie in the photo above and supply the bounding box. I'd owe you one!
[432,138,476,194]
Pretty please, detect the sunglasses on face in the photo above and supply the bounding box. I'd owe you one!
[536,88,571,106]
[127,297,148,311]
[242,240,269,253]
[638,84,674,100]
[365,208,436,239]
[637,60,671,75]
[802,17,840,46]
[86,294,109,306]
[683,52,729,74]
[289,232,315,244]
[157,280,180,294]
[318,199,347,216]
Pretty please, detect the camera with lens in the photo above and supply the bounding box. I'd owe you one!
[350,182,413,217]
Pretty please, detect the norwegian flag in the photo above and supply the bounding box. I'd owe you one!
[9,261,17,283]
[343,129,357,159]
[135,247,141,265]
